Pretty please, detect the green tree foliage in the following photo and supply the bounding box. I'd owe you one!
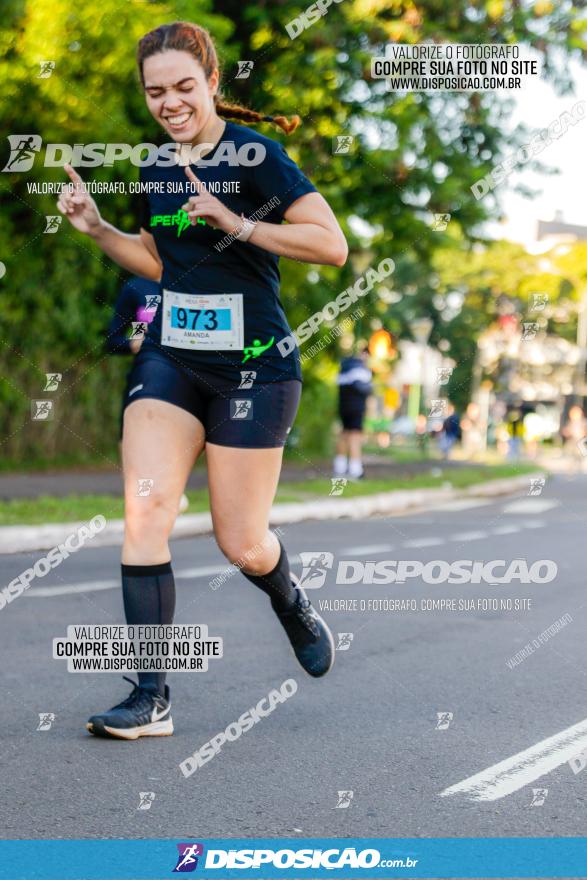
[219,0,585,446]
[0,0,227,461]
[432,237,587,409]
[0,0,584,461]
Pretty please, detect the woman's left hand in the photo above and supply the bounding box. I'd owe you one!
[182,167,241,235]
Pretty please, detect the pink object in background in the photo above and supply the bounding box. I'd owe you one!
[136,306,156,324]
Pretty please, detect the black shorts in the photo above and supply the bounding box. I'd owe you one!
[120,350,301,449]
[339,406,366,432]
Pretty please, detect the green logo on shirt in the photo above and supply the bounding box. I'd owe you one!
[242,337,275,364]
[150,209,206,237]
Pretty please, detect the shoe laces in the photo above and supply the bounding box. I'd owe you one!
[293,593,320,639]
[115,677,159,712]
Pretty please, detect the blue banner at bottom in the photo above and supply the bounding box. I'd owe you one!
[1,837,586,879]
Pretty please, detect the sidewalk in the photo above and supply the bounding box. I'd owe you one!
[0,471,542,555]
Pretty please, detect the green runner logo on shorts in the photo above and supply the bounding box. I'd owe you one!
[150,209,206,237]
[242,337,275,364]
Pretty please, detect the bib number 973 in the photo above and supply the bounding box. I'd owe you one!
[173,308,220,331]
[162,289,244,350]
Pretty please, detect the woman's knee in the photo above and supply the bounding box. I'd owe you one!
[124,490,177,542]
[215,530,274,572]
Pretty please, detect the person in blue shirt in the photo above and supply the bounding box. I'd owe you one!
[57,20,348,739]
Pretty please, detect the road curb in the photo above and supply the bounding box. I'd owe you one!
[0,472,542,555]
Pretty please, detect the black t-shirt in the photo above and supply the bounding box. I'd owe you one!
[138,122,317,381]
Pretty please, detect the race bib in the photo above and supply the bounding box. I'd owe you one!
[161,289,244,350]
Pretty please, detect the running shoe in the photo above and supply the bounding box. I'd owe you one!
[86,677,173,740]
[347,465,365,480]
[273,582,335,677]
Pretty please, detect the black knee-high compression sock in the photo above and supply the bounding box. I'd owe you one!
[241,539,298,612]
[121,561,176,695]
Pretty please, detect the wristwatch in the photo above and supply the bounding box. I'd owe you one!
[234,214,257,243]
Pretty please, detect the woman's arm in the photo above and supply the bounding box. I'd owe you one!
[246,192,348,267]
[57,164,162,281]
[91,224,162,281]
[182,168,348,268]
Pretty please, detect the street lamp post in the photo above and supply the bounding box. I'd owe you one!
[349,250,374,345]
[408,316,433,420]
[574,287,587,402]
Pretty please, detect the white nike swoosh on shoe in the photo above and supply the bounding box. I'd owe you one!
[151,704,170,723]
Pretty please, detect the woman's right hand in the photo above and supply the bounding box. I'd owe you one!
[57,164,103,237]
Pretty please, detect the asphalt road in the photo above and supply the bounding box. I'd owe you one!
[1,472,586,844]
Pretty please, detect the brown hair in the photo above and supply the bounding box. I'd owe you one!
[137,22,300,135]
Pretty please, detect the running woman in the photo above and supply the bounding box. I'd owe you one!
[57,21,348,739]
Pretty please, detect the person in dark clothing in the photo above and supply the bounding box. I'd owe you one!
[105,276,161,438]
[105,276,161,357]
[58,21,345,739]
[333,351,373,479]
[439,403,461,459]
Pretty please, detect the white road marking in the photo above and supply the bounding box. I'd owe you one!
[25,552,310,597]
[26,578,118,597]
[345,544,394,555]
[26,564,228,597]
[403,537,444,548]
[491,525,521,535]
[501,499,560,514]
[448,531,487,542]
[174,565,232,579]
[440,717,587,801]
[422,499,493,513]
